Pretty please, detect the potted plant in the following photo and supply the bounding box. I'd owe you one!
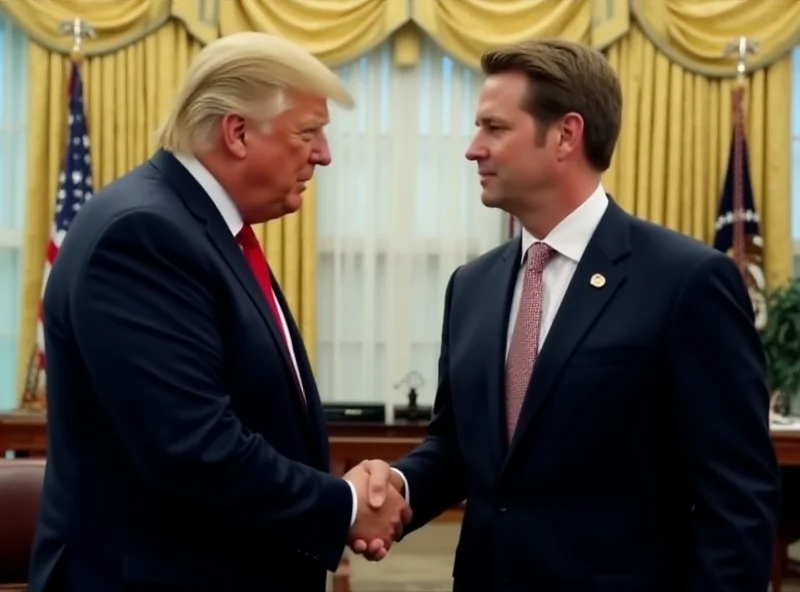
[762,277,800,417]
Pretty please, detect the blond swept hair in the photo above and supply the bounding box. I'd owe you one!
[155,32,354,153]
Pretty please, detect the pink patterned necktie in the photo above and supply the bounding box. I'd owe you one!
[505,242,554,441]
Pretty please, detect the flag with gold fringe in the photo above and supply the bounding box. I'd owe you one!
[712,84,767,331]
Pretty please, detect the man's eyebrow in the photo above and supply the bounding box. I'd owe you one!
[302,118,329,130]
[475,115,508,126]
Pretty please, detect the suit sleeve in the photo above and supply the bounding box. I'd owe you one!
[69,209,351,571]
[392,270,468,533]
[667,252,780,592]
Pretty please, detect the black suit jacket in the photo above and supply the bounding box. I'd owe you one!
[394,199,780,592]
[28,151,351,592]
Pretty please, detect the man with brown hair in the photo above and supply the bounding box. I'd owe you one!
[352,39,779,591]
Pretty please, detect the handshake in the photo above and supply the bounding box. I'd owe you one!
[343,459,412,561]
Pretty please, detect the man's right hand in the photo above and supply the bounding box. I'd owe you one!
[344,461,410,559]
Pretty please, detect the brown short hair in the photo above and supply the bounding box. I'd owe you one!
[481,39,622,171]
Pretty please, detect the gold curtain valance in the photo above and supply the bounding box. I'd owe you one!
[411,0,800,75]
[2,1,798,76]
[0,0,411,64]
[219,0,411,67]
[0,0,174,56]
[410,0,630,69]
[631,0,800,77]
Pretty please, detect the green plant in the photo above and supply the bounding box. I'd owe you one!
[762,277,800,411]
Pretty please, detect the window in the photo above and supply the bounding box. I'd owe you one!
[315,36,504,408]
[0,15,28,410]
[792,46,800,275]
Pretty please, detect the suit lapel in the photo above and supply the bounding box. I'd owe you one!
[271,283,330,466]
[149,150,307,419]
[205,227,303,387]
[483,240,523,468]
[504,201,632,465]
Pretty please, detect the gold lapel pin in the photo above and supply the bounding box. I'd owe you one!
[590,273,606,288]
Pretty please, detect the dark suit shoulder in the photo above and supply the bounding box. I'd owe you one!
[77,160,188,223]
[63,161,200,258]
[628,215,716,260]
[452,238,517,282]
[627,214,724,276]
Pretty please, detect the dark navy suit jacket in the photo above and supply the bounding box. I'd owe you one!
[394,199,781,592]
[28,150,350,592]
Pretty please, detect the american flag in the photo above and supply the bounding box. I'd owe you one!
[22,62,94,408]
[712,85,766,332]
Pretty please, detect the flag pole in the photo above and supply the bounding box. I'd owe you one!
[20,18,96,411]
[722,37,758,279]
[712,37,768,335]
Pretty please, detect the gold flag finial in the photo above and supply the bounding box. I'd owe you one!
[724,36,758,85]
[59,18,96,63]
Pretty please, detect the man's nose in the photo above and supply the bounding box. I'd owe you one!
[465,138,487,161]
[313,134,332,166]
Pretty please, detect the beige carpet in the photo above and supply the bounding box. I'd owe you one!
[331,524,800,592]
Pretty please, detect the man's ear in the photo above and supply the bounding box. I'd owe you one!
[555,112,584,161]
[220,113,247,159]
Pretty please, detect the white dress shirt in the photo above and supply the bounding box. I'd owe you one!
[507,184,609,356]
[173,153,365,528]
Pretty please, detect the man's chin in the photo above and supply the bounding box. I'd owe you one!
[283,191,303,213]
[480,191,503,209]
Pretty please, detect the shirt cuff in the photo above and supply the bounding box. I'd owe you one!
[346,480,358,527]
[391,468,410,504]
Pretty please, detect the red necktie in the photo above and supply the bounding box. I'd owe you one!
[237,225,306,409]
[236,225,286,337]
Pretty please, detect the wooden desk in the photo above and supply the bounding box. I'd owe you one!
[5,409,800,464]
[3,411,800,592]
[0,412,46,457]
[0,411,432,459]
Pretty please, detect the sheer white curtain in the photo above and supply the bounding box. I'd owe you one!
[315,36,504,408]
[0,15,27,411]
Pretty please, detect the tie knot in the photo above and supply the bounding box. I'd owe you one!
[526,242,553,273]
[237,224,259,249]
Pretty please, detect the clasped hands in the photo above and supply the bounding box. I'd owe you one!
[344,459,410,561]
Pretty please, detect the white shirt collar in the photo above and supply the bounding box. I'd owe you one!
[520,183,609,263]
[173,152,243,237]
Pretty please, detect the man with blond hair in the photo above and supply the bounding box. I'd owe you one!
[28,32,409,592]
[354,39,779,591]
